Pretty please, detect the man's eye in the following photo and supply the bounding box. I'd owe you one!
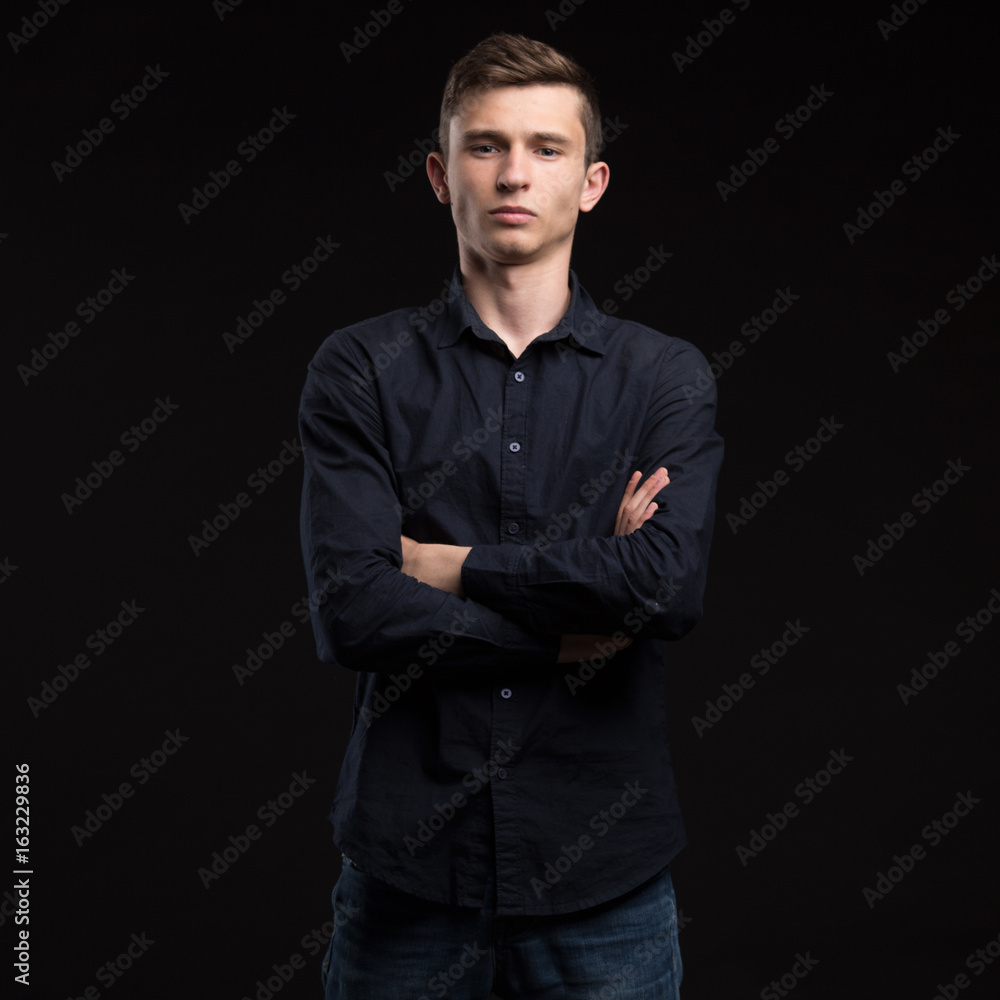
[472,144,498,154]
[538,148,559,157]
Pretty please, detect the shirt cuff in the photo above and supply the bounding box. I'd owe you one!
[464,546,558,663]
[462,543,525,612]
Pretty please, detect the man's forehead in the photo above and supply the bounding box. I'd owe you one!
[453,83,585,138]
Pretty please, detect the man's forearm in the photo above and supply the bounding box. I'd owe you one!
[399,467,665,600]
[400,536,471,596]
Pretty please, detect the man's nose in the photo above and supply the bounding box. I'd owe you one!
[498,147,530,189]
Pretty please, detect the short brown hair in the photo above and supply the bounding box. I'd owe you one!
[439,33,602,167]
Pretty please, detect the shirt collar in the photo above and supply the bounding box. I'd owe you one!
[435,264,608,356]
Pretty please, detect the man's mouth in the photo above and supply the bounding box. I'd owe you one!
[489,206,536,224]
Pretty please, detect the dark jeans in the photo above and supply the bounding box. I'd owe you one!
[321,856,682,999]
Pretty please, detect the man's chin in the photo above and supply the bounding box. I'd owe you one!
[483,238,541,264]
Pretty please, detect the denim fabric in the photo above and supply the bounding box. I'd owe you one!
[321,855,682,999]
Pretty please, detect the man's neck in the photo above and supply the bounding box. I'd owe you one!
[459,251,573,359]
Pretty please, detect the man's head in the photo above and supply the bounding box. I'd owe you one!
[438,33,603,168]
[427,34,609,271]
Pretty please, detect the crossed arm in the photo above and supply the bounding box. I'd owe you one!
[301,335,720,672]
[400,467,670,663]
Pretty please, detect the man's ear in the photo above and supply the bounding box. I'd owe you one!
[426,152,451,204]
[578,160,610,214]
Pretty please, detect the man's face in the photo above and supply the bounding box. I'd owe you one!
[427,84,608,268]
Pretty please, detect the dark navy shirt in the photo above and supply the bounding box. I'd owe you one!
[298,266,722,915]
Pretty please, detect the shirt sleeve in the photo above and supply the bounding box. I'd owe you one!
[299,333,560,673]
[460,340,723,641]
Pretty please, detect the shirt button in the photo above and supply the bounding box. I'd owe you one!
[501,687,512,699]
[509,442,521,452]
[506,522,519,534]
[514,371,525,382]
[497,767,509,780]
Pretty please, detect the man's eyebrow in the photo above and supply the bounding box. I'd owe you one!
[460,128,575,146]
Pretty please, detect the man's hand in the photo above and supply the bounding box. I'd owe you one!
[400,468,668,653]
[615,467,669,536]
[559,467,669,663]
[400,535,471,597]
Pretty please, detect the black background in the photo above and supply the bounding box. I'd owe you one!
[5,0,998,997]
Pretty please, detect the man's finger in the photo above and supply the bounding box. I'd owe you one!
[615,471,642,534]
[616,468,669,535]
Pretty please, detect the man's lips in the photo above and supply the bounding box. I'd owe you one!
[489,206,536,223]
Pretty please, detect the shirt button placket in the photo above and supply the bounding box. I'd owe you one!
[491,359,531,911]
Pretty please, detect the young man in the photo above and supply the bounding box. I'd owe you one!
[299,32,722,999]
